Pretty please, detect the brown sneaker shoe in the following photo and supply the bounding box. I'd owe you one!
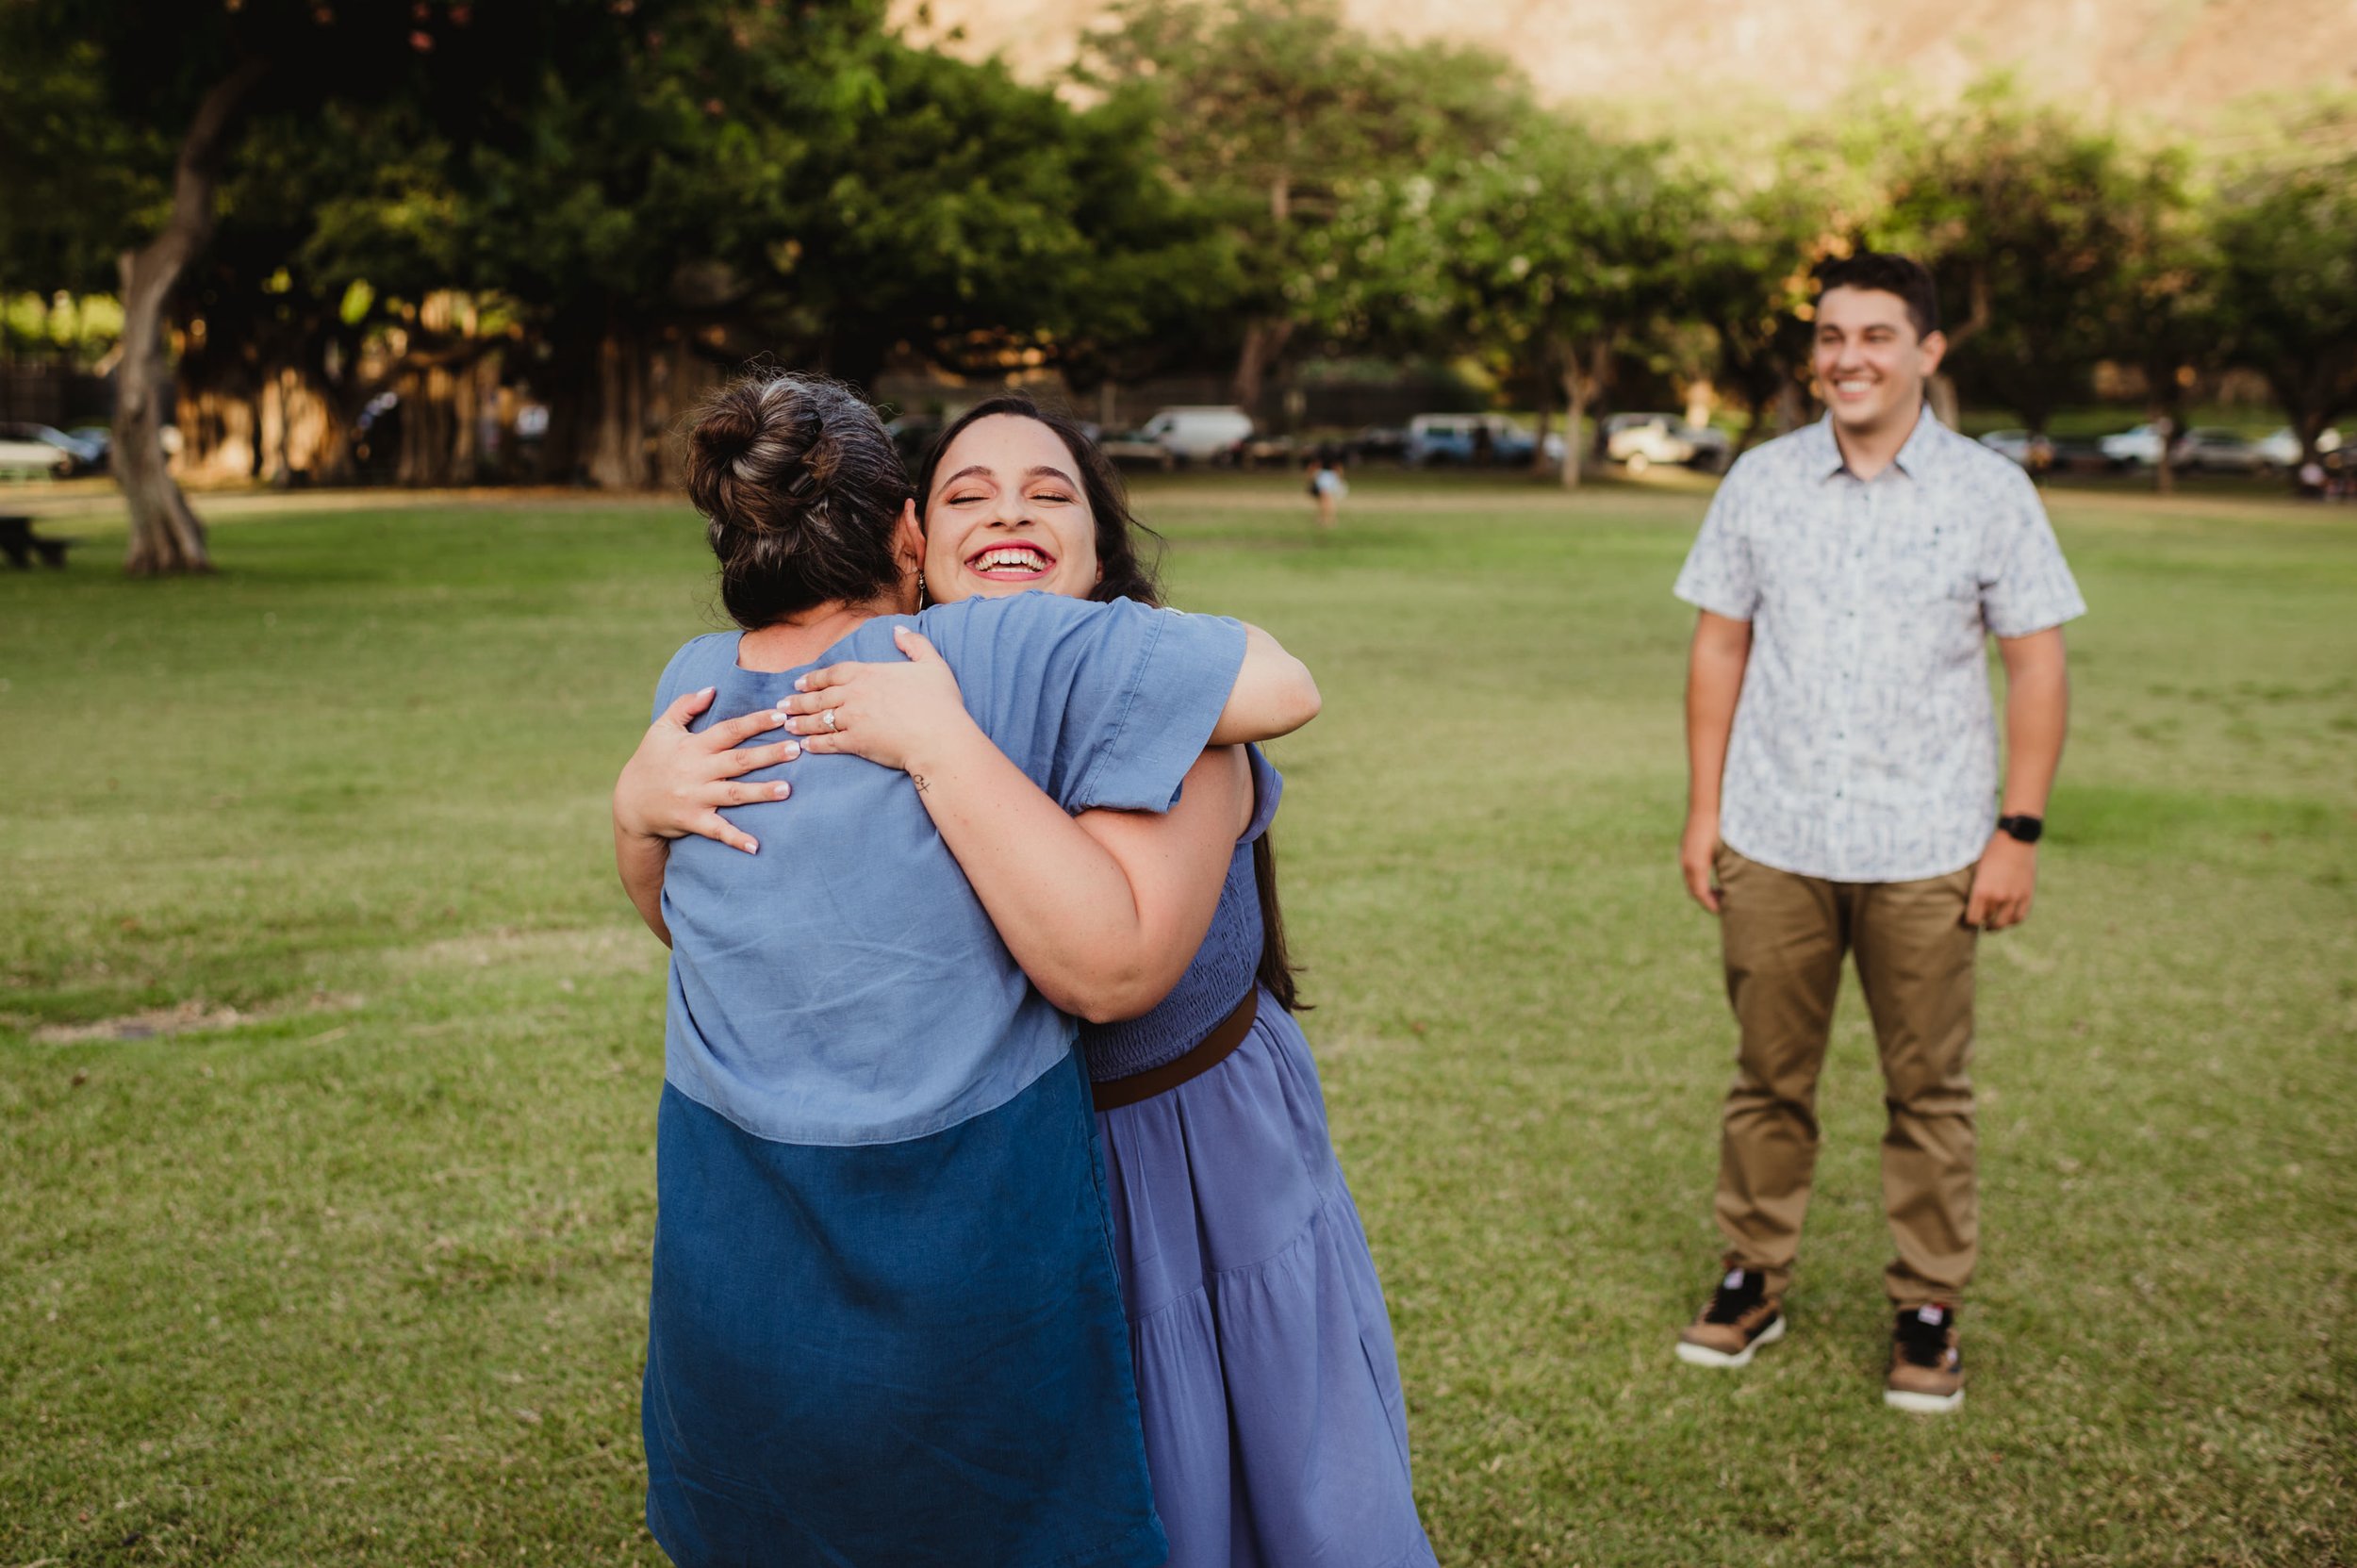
[1885,1303,1964,1413]
[1675,1266,1787,1368]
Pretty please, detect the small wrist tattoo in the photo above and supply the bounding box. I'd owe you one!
[910,772,931,794]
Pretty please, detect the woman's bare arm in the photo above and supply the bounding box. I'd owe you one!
[1211,622,1320,745]
[775,626,1249,1021]
[910,734,1248,1021]
[615,825,673,946]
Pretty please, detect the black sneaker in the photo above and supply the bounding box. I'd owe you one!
[1675,1265,1787,1368]
[1885,1303,1964,1412]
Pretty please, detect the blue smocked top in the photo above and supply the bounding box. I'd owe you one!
[1081,746,1283,1083]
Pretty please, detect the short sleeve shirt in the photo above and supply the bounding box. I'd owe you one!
[651,592,1247,1146]
[1673,412,2085,883]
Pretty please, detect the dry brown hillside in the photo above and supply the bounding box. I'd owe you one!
[894,0,2357,124]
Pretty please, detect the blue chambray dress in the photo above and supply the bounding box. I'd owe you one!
[1084,750,1438,1568]
[641,592,1244,1568]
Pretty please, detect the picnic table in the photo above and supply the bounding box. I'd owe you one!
[0,515,74,569]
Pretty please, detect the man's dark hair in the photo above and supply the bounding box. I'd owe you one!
[1813,252,1940,340]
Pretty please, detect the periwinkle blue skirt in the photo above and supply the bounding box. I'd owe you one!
[1096,989,1438,1568]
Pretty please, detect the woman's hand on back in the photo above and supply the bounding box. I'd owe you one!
[614,685,803,855]
[778,628,972,775]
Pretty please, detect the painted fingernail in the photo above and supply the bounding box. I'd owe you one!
[793,676,809,692]
[744,841,759,853]
[782,742,800,759]
[774,710,792,726]
[773,783,791,799]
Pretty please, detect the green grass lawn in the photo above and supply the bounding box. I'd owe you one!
[4,471,2352,1565]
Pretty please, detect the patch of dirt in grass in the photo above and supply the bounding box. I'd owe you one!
[29,990,365,1045]
[391,923,658,978]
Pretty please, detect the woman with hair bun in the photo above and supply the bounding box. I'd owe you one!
[610,371,1320,1568]
[623,392,1436,1568]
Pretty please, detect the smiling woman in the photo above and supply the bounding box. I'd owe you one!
[916,395,1165,607]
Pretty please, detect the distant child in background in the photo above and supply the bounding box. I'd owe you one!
[1308,450,1347,532]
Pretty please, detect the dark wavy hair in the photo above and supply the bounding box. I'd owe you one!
[684,372,914,629]
[1814,251,1941,341]
[915,391,1305,1013]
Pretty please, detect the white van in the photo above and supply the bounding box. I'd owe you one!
[1138,405,1253,464]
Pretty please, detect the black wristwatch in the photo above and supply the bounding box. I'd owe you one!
[1995,814,2044,845]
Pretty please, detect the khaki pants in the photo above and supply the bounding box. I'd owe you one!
[1711,844,1980,1309]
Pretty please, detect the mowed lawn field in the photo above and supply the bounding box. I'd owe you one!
[3,471,2352,1566]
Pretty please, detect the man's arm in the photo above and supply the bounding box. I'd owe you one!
[1681,610,1755,913]
[1968,626,2069,931]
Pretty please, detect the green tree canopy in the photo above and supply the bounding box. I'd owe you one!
[1083,0,1527,411]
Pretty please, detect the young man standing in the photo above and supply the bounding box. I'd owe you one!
[1669,252,2085,1412]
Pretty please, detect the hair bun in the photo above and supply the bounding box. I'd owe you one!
[692,399,763,468]
[684,371,910,629]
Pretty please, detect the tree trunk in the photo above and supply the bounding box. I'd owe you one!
[1230,318,1294,422]
[586,324,651,489]
[1529,403,1553,474]
[1558,355,1585,491]
[115,60,268,576]
[1584,338,1616,468]
[1734,398,1770,456]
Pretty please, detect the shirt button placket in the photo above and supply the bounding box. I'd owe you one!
[1835,479,1872,880]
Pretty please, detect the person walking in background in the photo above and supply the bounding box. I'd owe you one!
[1668,253,2085,1413]
[1308,448,1347,532]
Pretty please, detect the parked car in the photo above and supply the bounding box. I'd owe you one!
[1350,425,1410,464]
[1978,429,2056,470]
[0,429,75,480]
[2253,425,2343,469]
[2098,422,2167,468]
[0,421,106,476]
[1097,427,1178,470]
[1235,433,1301,469]
[1133,405,1254,465]
[1405,412,1554,467]
[2170,427,2263,472]
[1603,412,1732,473]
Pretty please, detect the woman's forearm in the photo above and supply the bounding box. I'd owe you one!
[615,824,673,947]
[1210,623,1321,745]
[907,722,1241,1024]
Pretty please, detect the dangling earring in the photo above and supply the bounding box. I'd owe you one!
[915,569,928,610]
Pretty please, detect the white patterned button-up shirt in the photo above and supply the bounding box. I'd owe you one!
[1673,412,2086,883]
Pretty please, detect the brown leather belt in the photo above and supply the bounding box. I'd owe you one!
[1091,987,1260,1112]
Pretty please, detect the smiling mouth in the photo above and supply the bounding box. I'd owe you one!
[965,543,1055,579]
